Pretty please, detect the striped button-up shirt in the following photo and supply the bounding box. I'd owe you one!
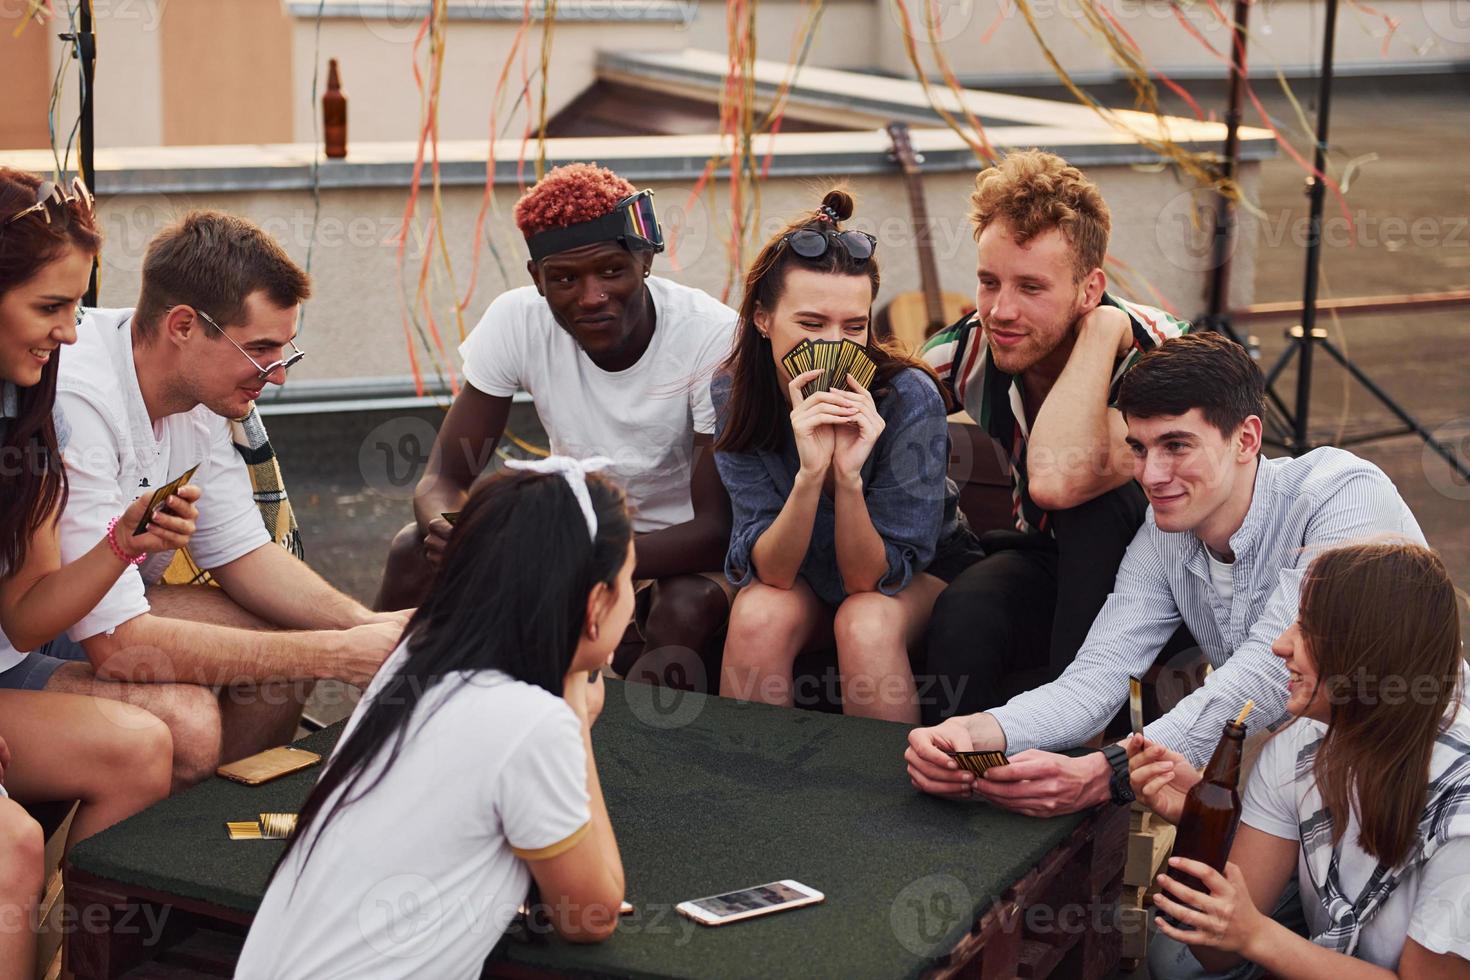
[988,447,1425,767]
[921,292,1190,536]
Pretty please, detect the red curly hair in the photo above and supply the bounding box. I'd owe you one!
[513,163,637,239]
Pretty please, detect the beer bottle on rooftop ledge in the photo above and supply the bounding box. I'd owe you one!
[1167,708,1248,909]
[323,58,347,159]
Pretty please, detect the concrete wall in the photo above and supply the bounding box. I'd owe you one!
[80,158,1260,384]
[161,0,296,145]
[14,0,168,151]
[0,5,53,149]
[285,0,880,145]
[875,0,1470,84]
[8,0,1463,151]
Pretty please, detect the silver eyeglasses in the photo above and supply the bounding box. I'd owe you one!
[184,306,307,383]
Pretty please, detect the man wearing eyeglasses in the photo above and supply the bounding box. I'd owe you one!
[33,210,405,788]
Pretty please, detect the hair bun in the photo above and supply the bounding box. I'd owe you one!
[819,188,855,224]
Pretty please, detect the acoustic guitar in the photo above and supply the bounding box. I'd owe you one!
[874,121,974,352]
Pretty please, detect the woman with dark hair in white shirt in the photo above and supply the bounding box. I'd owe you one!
[238,461,630,979]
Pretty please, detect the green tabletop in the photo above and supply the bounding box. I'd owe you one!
[68,681,1087,978]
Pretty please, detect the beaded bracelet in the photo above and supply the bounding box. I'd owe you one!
[106,516,147,567]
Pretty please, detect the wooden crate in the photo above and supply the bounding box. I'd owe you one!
[1119,803,1175,970]
[35,805,76,980]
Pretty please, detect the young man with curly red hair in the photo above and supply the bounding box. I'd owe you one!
[918,150,1191,729]
[376,164,737,688]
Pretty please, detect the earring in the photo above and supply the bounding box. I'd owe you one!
[590,624,599,641]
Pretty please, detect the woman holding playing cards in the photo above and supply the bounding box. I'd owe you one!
[712,189,981,724]
[1130,540,1469,979]
[0,167,190,974]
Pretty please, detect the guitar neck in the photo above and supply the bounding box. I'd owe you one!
[887,121,953,334]
[905,184,946,328]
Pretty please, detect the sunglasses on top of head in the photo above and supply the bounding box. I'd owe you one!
[4,176,94,228]
[779,229,877,264]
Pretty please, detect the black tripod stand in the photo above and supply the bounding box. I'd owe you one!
[60,2,99,306]
[1254,0,1469,480]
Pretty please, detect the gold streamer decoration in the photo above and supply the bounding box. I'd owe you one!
[392,0,464,399]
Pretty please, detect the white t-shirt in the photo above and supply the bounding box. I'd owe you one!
[236,642,591,980]
[0,309,269,670]
[1204,548,1235,605]
[458,276,735,532]
[1240,704,1470,968]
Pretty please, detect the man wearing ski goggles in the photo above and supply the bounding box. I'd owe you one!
[378,164,739,695]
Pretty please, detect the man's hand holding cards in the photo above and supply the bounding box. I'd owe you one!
[947,750,1011,776]
[905,714,1008,799]
[116,465,201,561]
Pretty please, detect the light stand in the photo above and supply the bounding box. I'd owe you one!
[1237,0,1468,479]
[61,2,99,305]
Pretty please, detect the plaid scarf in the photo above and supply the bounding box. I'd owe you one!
[1298,704,1470,956]
[161,405,303,586]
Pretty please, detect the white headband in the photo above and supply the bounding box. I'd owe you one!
[502,455,613,541]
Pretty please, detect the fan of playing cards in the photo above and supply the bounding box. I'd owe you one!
[781,339,878,399]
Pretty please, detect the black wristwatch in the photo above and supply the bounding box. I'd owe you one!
[1100,743,1135,805]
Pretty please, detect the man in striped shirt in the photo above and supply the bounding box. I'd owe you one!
[906,334,1425,816]
[920,150,1189,725]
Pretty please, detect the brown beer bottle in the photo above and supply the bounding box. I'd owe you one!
[1167,713,1247,907]
[323,59,347,159]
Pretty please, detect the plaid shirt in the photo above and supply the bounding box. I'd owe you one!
[921,292,1190,536]
[1293,697,1470,956]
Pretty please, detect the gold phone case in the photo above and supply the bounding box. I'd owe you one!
[132,463,200,535]
[216,746,321,786]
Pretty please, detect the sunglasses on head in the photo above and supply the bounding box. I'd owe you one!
[780,229,877,264]
[4,176,94,228]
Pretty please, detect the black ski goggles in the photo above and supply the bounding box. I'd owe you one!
[780,228,877,265]
[526,189,665,262]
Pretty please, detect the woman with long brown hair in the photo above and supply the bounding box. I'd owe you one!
[1130,540,1469,978]
[713,189,981,724]
[0,169,192,974]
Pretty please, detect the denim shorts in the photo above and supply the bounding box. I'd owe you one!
[0,633,88,692]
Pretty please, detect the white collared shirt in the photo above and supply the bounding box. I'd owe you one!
[37,308,267,645]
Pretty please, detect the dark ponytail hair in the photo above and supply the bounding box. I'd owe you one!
[271,467,633,882]
[715,188,943,454]
[0,168,101,572]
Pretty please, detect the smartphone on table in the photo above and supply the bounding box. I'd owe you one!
[676,880,824,926]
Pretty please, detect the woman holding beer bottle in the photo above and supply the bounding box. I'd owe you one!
[1128,540,1470,979]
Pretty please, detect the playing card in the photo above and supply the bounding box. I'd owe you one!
[946,749,1010,775]
[781,339,814,387]
[133,463,201,536]
[832,340,855,392]
[845,343,877,390]
[814,340,837,394]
